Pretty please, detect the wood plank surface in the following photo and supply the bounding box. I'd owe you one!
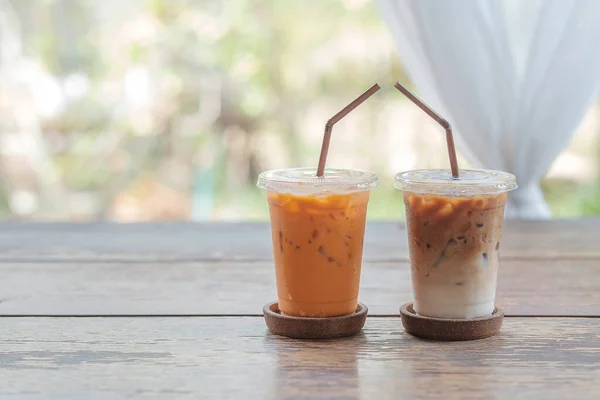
[1,259,599,316]
[0,219,597,262]
[0,317,598,399]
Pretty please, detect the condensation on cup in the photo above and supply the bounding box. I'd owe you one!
[395,169,518,319]
[257,167,379,317]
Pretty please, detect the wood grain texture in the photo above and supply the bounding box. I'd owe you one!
[1,259,599,316]
[0,317,599,399]
[0,219,597,262]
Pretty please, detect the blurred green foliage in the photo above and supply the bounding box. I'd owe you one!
[0,0,597,220]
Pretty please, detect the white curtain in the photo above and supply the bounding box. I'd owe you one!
[375,0,600,219]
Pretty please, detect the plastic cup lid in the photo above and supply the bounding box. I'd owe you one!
[394,169,517,196]
[257,167,379,194]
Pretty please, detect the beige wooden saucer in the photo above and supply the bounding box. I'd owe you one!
[263,302,368,339]
[400,302,504,341]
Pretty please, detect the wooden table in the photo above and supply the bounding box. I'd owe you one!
[0,220,599,399]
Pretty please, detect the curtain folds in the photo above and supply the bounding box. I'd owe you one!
[376,0,600,219]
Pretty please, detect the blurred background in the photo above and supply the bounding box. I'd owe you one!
[0,0,598,222]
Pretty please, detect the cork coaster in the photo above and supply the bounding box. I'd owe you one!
[263,302,368,339]
[400,303,504,341]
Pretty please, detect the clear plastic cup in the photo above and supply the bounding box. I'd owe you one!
[395,169,517,319]
[257,167,379,317]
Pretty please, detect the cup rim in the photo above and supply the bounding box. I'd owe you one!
[394,168,517,196]
[257,167,379,193]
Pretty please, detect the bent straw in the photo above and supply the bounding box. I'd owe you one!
[393,81,459,178]
[316,83,381,177]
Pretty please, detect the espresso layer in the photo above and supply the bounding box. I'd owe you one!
[404,191,507,319]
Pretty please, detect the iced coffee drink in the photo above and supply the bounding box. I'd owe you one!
[258,168,378,317]
[395,169,517,319]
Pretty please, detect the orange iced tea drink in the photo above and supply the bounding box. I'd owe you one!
[258,168,378,317]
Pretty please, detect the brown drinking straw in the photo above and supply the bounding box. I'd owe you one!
[316,83,381,177]
[393,81,460,178]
